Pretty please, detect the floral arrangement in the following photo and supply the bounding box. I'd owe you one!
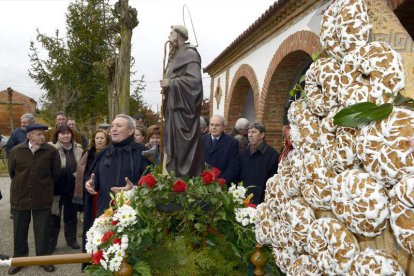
[85,166,273,275]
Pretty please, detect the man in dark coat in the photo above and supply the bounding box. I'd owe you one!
[202,115,239,186]
[8,123,61,274]
[5,113,35,156]
[85,114,150,216]
[239,123,279,204]
[160,25,204,177]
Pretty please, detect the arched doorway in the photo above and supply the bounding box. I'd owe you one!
[258,30,323,150]
[225,64,259,131]
[261,51,312,149]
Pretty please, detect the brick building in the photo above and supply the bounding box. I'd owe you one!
[0,88,37,135]
[204,0,414,149]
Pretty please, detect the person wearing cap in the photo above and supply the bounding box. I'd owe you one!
[8,123,61,274]
[239,122,279,204]
[160,24,204,177]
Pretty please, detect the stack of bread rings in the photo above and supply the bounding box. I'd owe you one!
[253,0,413,273]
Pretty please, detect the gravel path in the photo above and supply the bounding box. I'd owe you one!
[0,176,85,275]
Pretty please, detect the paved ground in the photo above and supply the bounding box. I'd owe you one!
[0,176,85,275]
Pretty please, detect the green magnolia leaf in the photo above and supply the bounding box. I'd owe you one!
[311,52,320,61]
[394,92,413,105]
[334,102,393,127]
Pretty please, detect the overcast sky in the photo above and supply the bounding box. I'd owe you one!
[0,0,275,111]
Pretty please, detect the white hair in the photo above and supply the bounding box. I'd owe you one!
[235,118,250,130]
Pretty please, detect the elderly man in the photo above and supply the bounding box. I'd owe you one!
[8,123,61,274]
[230,118,250,137]
[160,25,204,177]
[5,113,35,156]
[239,123,279,204]
[202,115,239,186]
[85,114,150,216]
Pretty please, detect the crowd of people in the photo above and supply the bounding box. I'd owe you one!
[0,25,283,274]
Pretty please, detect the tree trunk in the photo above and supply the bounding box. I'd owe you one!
[115,0,138,115]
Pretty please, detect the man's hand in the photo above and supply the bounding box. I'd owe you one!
[160,79,169,89]
[111,177,134,193]
[85,173,97,195]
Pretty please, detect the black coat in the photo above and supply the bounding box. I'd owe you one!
[90,136,150,216]
[239,142,279,204]
[202,133,240,186]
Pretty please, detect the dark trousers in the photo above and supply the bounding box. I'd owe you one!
[49,194,78,252]
[12,208,51,257]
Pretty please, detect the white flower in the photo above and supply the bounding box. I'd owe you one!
[234,207,257,227]
[112,205,137,232]
[229,184,247,205]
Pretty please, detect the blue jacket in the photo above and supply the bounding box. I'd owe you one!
[202,133,240,186]
[5,128,27,156]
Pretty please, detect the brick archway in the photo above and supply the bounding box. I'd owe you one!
[225,64,260,130]
[258,30,323,149]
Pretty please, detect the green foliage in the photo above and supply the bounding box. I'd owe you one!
[28,0,118,124]
[333,102,393,127]
[85,166,278,275]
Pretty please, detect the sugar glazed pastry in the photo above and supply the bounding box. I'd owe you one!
[331,169,389,237]
[305,57,340,116]
[338,41,405,106]
[319,108,360,172]
[349,248,405,275]
[320,0,370,60]
[279,197,316,254]
[286,254,322,276]
[356,106,414,186]
[301,150,336,210]
[255,202,274,246]
[287,99,320,154]
[390,176,414,255]
[307,217,360,274]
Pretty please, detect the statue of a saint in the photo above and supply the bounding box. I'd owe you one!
[160,25,204,177]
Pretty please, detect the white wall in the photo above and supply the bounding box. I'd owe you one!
[211,1,331,116]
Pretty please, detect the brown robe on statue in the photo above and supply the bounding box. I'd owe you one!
[163,43,204,177]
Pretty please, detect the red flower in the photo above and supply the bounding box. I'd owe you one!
[217,178,226,187]
[113,238,122,245]
[101,231,115,243]
[138,173,157,188]
[202,170,214,185]
[92,250,104,264]
[172,179,188,193]
[211,167,221,179]
[111,220,119,226]
[247,203,257,208]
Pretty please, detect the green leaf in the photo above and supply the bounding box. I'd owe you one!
[289,88,296,97]
[311,52,320,61]
[394,92,413,105]
[333,102,393,127]
[299,74,306,84]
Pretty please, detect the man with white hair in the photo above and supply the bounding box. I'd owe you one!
[85,114,150,216]
[5,113,35,156]
[160,24,204,177]
[202,115,239,186]
[230,118,250,137]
